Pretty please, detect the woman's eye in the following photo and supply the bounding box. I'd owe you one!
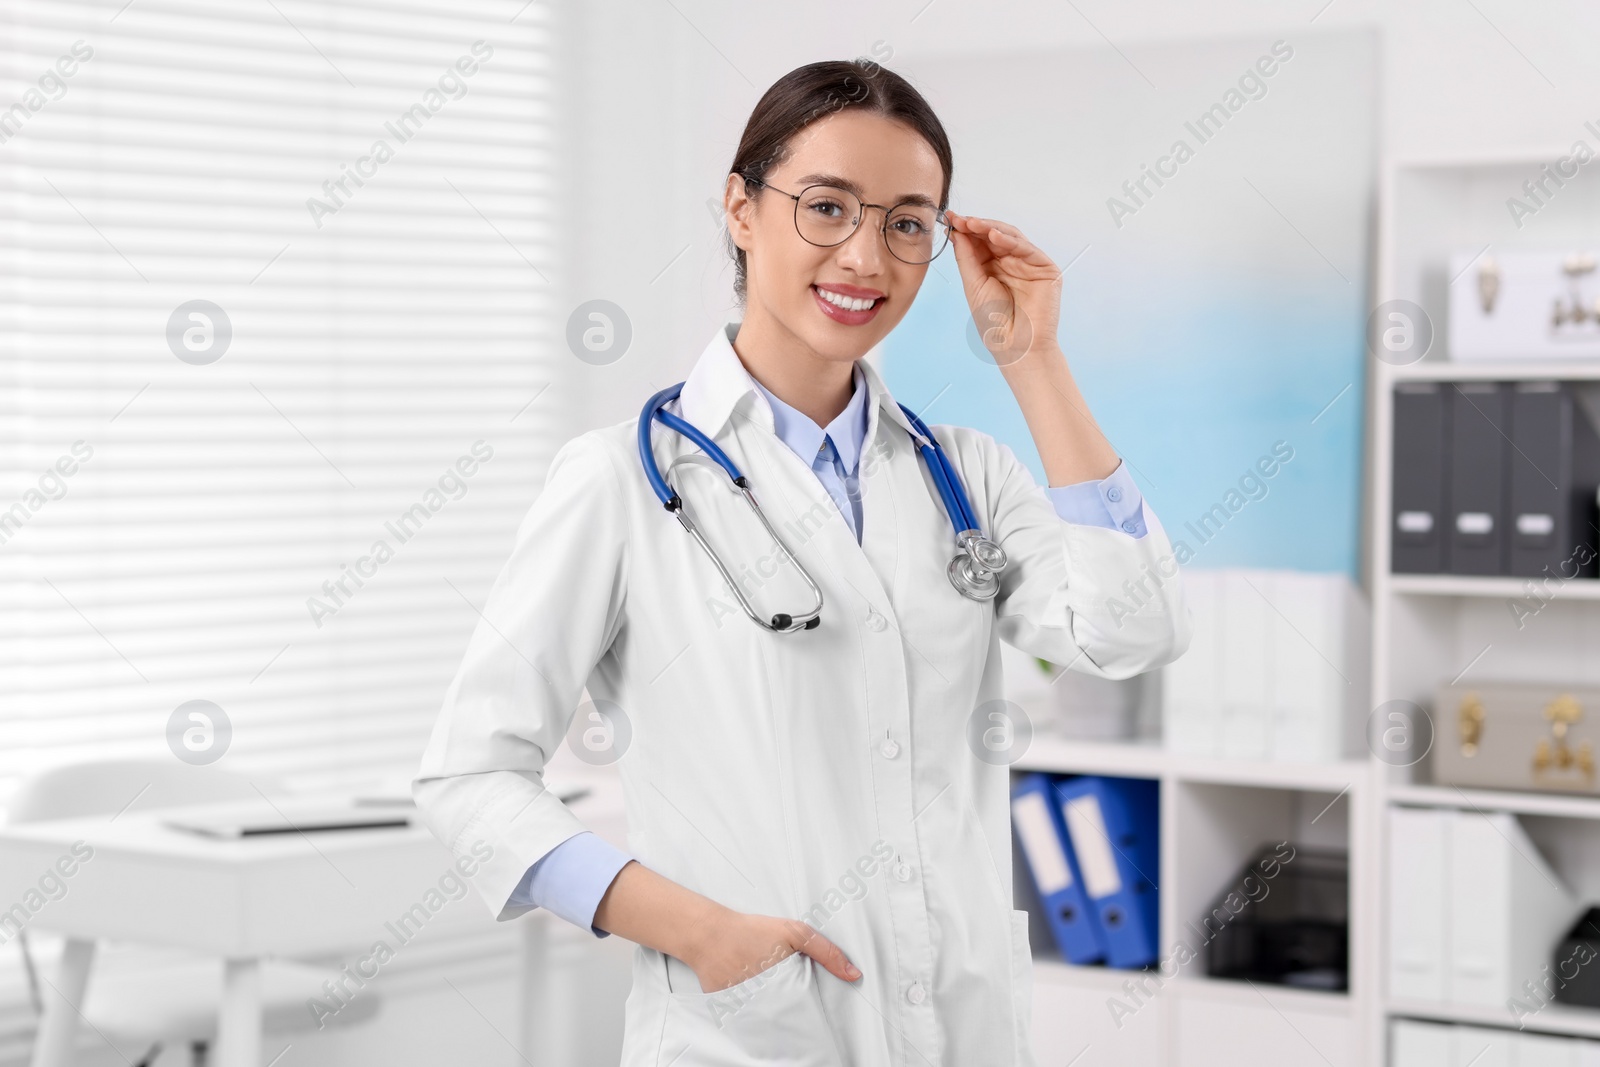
[890,217,927,236]
[808,200,846,218]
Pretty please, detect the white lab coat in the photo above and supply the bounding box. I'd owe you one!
[413,322,1191,1066]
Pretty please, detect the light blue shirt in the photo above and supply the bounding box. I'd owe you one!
[509,363,1151,935]
[757,363,873,541]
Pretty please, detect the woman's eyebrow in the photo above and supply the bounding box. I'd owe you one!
[795,173,939,208]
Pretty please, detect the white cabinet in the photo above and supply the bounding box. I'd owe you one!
[1173,987,1354,1067]
[1030,962,1166,1066]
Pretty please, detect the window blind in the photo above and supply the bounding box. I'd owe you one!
[0,0,562,810]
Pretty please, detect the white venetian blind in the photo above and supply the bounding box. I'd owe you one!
[0,0,562,809]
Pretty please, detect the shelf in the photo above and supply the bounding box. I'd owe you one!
[1386,573,1600,599]
[1386,360,1600,383]
[1173,754,1367,792]
[1031,955,1149,992]
[1181,974,1352,1013]
[1389,149,1600,172]
[1389,997,1600,1040]
[1032,958,1351,1011]
[1388,783,1600,820]
[1014,733,1367,793]
[1012,734,1168,778]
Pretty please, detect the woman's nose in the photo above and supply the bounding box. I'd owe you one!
[833,210,889,273]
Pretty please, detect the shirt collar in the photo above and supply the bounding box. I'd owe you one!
[675,321,918,450]
[751,363,868,474]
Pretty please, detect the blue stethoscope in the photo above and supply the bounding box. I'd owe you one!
[638,381,1008,633]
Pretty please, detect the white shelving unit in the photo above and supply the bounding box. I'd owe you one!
[1370,150,1600,1060]
[1010,702,1369,1067]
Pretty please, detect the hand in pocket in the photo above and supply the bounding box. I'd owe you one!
[686,913,860,994]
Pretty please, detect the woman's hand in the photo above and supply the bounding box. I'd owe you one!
[946,211,1063,368]
[592,859,860,997]
[684,910,861,993]
[944,211,1119,484]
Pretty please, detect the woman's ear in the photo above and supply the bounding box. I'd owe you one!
[724,172,756,254]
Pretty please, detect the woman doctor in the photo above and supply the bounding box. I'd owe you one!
[414,60,1190,1066]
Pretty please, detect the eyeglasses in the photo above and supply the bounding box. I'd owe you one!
[742,175,951,265]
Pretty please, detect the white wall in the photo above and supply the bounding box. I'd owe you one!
[559,0,1600,438]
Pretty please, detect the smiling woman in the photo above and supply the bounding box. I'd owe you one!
[413,56,1191,1067]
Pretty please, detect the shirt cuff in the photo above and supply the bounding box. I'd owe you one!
[1045,458,1148,538]
[507,831,635,938]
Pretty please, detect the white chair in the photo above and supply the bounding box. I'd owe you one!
[10,760,381,1067]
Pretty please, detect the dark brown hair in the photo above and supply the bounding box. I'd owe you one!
[725,59,954,304]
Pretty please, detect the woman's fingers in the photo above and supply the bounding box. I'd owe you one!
[787,920,862,982]
[952,212,1018,239]
[950,213,1012,260]
[950,212,1054,270]
[950,217,990,277]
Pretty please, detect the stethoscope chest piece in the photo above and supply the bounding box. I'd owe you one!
[897,404,1009,605]
[947,530,1006,601]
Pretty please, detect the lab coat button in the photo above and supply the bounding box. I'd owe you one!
[893,862,913,882]
[880,738,900,759]
[1107,486,1122,502]
[865,610,887,632]
[906,982,926,1005]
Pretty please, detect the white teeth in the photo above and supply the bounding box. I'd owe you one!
[816,287,878,312]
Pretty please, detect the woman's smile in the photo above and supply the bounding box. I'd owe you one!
[811,281,886,325]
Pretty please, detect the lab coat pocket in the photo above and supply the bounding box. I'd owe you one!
[1011,909,1038,1066]
[658,951,843,1067]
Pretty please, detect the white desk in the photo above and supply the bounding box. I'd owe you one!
[0,796,521,1067]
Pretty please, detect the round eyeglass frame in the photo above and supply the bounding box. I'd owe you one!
[741,174,951,265]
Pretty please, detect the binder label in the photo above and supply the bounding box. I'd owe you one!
[1013,792,1071,894]
[1516,513,1555,536]
[1397,510,1434,533]
[1064,794,1124,898]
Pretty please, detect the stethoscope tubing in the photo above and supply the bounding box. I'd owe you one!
[639,381,825,632]
[638,378,1005,618]
[896,402,980,535]
[639,383,747,504]
[640,383,977,533]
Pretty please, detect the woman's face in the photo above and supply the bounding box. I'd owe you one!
[727,109,945,364]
